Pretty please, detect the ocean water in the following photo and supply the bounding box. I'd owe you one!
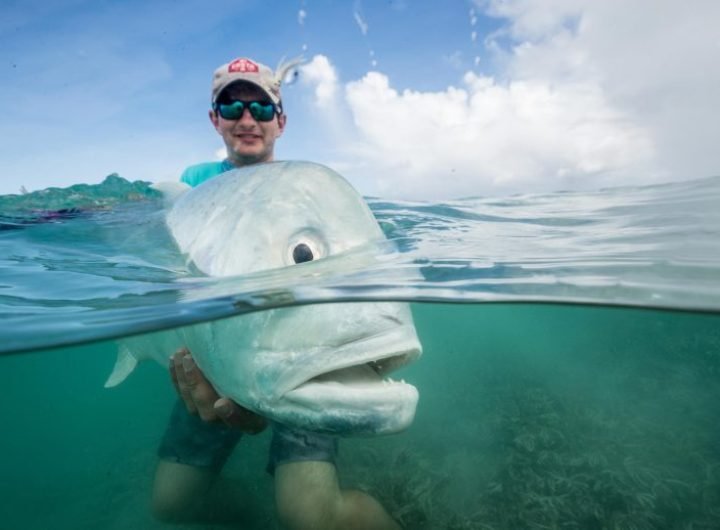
[1,174,719,529]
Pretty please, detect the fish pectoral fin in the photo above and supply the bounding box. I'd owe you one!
[104,346,139,388]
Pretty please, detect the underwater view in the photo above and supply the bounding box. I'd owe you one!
[1,173,720,529]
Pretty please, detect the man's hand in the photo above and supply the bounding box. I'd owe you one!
[170,348,267,434]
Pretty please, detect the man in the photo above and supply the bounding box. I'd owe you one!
[151,57,401,530]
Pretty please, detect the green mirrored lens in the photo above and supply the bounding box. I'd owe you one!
[217,100,276,122]
[218,101,245,120]
[248,101,275,121]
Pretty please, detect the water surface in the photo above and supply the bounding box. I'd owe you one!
[2,174,719,353]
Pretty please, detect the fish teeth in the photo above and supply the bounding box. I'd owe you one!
[381,377,408,385]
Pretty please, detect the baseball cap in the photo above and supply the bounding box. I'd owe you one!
[211,57,281,105]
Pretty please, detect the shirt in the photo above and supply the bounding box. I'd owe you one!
[179,159,235,188]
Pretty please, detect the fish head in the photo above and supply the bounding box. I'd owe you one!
[199,300,421,435]
[168,161,422,435]
[169,161,386,276]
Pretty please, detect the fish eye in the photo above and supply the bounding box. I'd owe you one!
[292,243,314,264]
[286,229,327,266]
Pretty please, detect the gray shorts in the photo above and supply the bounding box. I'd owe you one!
[158,400,338,475]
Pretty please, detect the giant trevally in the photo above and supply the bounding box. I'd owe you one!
[105,161,422,435]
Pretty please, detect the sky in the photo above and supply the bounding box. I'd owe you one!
[1,0,719,200]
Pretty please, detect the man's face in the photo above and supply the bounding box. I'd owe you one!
[209,82,286,167]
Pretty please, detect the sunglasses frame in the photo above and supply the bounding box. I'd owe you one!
[213,99,280,122]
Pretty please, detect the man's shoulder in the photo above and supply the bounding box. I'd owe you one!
[180,161,232,188]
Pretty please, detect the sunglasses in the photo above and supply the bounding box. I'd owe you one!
[213,100,279,122]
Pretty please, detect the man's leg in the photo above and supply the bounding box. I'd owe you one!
[268,423,400,530]
[275,461,401,530]
[152,460,261,524]
[152,460,216,522]
[151,399,248,524]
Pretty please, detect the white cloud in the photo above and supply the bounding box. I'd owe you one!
[481,0,583,41]
[297,1,720,199]
[299,53,656,198]
[341,70,654,198]
[478,0,720,187]
[299,55,339,109]
[353,3,369,36]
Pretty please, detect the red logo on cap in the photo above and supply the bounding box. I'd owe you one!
[228,58,259,74]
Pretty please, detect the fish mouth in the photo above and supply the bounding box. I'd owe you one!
[279,319,421,398]
[263,319,422,435]
[281,347,419,408]
[305,355,409,389]
[265,340,421,435]
[253,306,422,436]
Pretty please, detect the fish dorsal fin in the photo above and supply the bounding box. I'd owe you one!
[104,346,139,388]
[152,181,190,207]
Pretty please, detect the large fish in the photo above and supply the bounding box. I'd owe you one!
[105,161,422,435]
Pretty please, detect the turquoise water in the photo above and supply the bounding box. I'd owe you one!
[2,174,719,354]
[1,175,720,528]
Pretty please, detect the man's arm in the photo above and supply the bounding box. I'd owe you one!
[170,348,267,434]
